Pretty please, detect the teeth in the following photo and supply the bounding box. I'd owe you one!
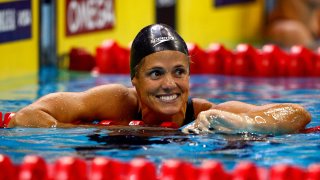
[159,94,178,102]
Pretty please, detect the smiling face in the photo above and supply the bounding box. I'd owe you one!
[132,50,190,119]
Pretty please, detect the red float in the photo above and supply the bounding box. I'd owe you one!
[256,45,279,77]
[69,47,96,71]
[53,157,87,180]
[262,44,289,77]
[0,154,16,180]
[114,45,130,74]
[96,40,119,74]
[289,46,315,76]
[19,155,48,180]
[270,164,305,180]
[233,161,259,180]
[128,158,157,180]
[90,157,123,180]
[160,121,179,129]
[160,159,195,180]
[198,160,230,180]
[129,120,145,126]
[98,120,118,126]
[207,43,233,75]
[96,40,130,74]
[307,164,320,180]
[300,125,320,133]
[1,112,14,128]
[187,43,208,74]
[234,44,258,76]
[313,48,320,76]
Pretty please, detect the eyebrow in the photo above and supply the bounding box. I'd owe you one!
[174,64,187,69]
[146,66,164,71]
[147,63,187,70]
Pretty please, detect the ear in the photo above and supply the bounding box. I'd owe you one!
[131,77,138,87]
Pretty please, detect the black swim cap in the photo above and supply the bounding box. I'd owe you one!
[130,24,189,79]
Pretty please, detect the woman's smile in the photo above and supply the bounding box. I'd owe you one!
[157,93,179,102]
[155,93,180,103]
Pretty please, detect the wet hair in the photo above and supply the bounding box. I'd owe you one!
[130,24,189,79]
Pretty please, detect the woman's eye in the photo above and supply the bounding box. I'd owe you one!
[175,68,187,77]
[149,70,162,79]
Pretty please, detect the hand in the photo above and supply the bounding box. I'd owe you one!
[182,109,245,134]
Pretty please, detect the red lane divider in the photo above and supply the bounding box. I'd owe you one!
[259,45,278,77]
[160,159,195,180]
[207,43,234,75]
[69,47,96,72]
[95,40,130,74]
[129,120,145,126]
[234,44,259,77]
[198,160,230,180]
[270,164,306,180]
[0,112,14,128]
[98,120,119,126]
[74,40,320,77]
[289,46,315,77]
[0,154,16,180]
[160,122,179,129]
[262,44,289,77]
[314,47,320,77]
[187,43,208,74]
[90,157,124,180]
[300,126,320,133]
[97,120,179,129]
[1,154,320,180]
[308,164,320,180]
[129,158,157,180]
[95,40,119,74]
[54,156,87,180]
[19,155,48,180]
[233,161,260,180]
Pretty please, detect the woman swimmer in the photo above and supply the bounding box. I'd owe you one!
[8,24,311,135]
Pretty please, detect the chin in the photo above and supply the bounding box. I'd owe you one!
[157,105,182,116]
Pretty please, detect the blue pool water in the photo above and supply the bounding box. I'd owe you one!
[0,68,320,170]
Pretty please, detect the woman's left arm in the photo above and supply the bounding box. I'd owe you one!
[182,100,312,135]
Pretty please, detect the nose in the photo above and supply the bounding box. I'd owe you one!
[161,74,177,90]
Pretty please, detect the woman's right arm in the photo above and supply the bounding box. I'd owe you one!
[183,101,311,135]
[8,84,138,128]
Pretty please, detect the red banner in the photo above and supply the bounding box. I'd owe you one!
[66,0,114,36]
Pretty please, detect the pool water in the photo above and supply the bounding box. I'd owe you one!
[0,68,320,170]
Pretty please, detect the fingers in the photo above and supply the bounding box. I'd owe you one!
[196,111,211,128]
[181,112,215,134]
[182,109,246,134]
[182,109,243,134]
[181,122,200,134]
[207,109,246,130]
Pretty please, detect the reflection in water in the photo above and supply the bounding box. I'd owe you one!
[74,127,270,162]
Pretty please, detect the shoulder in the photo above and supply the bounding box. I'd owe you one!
[82,84,138,106]
[84,84,133,96]
[81,84,139,120]
[191,98,215,116]
[86,83,129,92]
